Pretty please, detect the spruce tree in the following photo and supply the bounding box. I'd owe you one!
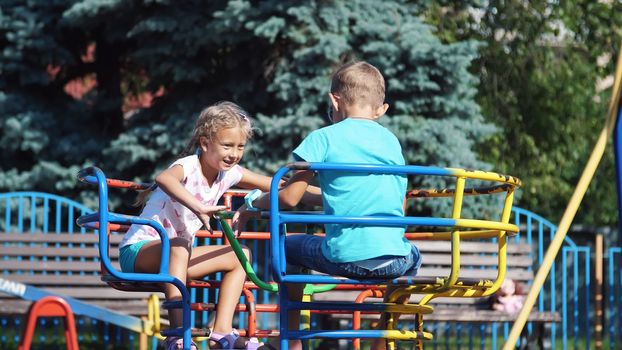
[1,0,497,218]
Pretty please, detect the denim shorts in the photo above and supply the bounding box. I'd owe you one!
[119,240,150,273]
[285,234,422,279]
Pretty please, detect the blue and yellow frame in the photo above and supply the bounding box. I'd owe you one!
[267,162,521,350]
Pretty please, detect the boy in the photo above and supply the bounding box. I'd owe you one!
[235,61,421,349]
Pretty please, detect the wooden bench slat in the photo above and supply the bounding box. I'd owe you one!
[1,261,115,272]
[416,268,533,282]
[0,233,124,244]
[411,241,532,254]
[425,309,560,322]
[4,248,532,266]
[0,246,119,259]
[335,310,560,323]
[421,254,532,267]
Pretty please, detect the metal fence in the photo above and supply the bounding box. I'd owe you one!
[0,192,140,348]
[0,192,611,349]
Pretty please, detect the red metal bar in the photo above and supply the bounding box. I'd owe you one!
[353,289,385,350]
[242,288,257,336]
[18,296,79,350]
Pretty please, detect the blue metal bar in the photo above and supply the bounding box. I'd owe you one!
[0,276,144,332]
[618,263,622,350]
[608,248,620,349]
[0,192,90,214]
[537,218,544,312]
[4,197,10,232]
[300,162,452,176]
[549,225,557,349]
[17,195,23,233]
[81,208,89,234]
[584,247,591,349]
[612,100,622,244]
[491,322,497,349]
[479,323,485,350]
[55,200,61,233]
[279,283,290,350]
[456,323,463,350]
[525,214,532,245]
[572,249,579,348]
[288,329,427,340]
[43,197,49,233]
[427,323,435,350]
[190,280,196,331]
[562,247,568,350]
[215,235,222,328]
[269,166,289,283]
[68,204,74,233]
[29,195,36,232]
[523,212,535,336]
[512,211,520,244]
[262,236,271,328]
[279,213,458,227]
[444,323,450,349]
[467,323,473,350]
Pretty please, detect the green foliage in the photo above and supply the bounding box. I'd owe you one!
[1,0,495,218]
[422,0,622,225]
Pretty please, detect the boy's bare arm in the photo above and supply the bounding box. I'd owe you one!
[301,185,322,207]
[232,170,316,235]
[254,170,315,209]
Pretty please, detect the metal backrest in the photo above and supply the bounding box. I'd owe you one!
[268,162,521,294]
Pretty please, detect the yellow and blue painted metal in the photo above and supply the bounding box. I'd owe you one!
[267,162,520,350]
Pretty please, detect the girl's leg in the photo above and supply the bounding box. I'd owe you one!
[134,237,192,327]
[186,244,250,343]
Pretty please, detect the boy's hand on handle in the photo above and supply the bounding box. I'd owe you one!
[196,205,228,233]
[232,204,261,237]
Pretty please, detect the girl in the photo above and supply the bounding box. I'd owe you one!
[118,102,274,350]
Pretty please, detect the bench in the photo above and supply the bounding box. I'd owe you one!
[0,231,151,316]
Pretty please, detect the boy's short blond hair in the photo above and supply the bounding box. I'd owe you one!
[330,61,385,109]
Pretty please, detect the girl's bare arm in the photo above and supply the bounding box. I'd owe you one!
[155,165,199,210]
[155,165,227,229]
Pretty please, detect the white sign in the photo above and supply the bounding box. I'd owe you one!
[0,277,26,297]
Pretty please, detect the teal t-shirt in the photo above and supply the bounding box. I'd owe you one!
[293,118,411,263]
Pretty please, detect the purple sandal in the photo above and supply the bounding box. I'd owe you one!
[209,329,275,350]
[161,336,198,350]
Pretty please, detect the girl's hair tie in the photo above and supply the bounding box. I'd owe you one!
[239,112,250,121]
